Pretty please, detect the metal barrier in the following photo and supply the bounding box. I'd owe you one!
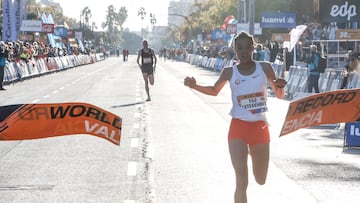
[3,54,98,84]
[185,54,360,99]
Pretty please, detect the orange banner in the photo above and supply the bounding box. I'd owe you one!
[0,103,122,145]
[280,89,360,136]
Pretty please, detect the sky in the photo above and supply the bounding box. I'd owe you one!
[56,0,171,31]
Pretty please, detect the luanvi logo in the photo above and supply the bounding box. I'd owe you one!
[330,1,357,21]
[349,125,360,136]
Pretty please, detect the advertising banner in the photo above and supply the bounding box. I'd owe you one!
[2,0,16,41]
[211,28,232,41]
[237,23,262,35]
[336,29,360,40]
[319,0,360,22]
[345,122,360,147]
[260,12,296,28]
[271,33,290,42]
[0,103,122,145]
[14,0,26,40]
[42,23,55,34]
[280,88,360,136]
[54,27,68,37]
[20,20,43,32]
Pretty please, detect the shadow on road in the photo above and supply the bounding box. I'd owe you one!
[111,102,145,108]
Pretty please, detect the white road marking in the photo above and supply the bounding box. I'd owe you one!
[130,138,139,148]
[43,95,50,98]
[127,162,137,176]
[124,200,135,203]
[133,123,140,129]
[134,112,140,118]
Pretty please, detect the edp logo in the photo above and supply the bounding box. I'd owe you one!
[330,1,357,21]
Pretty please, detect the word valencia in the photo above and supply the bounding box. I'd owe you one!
[85,120,120,145]
[282,110,323,135]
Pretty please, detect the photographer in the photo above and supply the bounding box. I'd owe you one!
[341,50,360,89]
[306,45,320,93]
[0,41,9,90]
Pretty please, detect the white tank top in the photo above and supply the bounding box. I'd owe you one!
[229,62,268,122]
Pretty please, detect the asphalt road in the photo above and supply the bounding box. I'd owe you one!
[0,56,359,203]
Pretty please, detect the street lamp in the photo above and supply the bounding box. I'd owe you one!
[150,13,157,29]
[138,7,146,39]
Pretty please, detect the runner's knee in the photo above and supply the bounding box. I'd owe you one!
[254,175,266,185]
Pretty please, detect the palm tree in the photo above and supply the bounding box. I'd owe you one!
[81,7,92,30]
[102,5,128,46]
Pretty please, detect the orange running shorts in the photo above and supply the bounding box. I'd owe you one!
[228,118,270,145]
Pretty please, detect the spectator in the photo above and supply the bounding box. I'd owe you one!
[0,41,9,90]
[306,45,321,93]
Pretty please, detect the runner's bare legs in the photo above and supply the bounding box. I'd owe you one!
[143,73,154,101]
[229,140,269,203]
[229,139,249,203]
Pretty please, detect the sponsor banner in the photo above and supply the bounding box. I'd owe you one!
[345,122,360,147]
[0,103,122,145]
[20,20,43,32]
[42,23,54,33]
[211,28,232,41]
[67,29,75,38]
[237,23,262,35]
[75,31,83,40]
[54,26,68,37]
[260,12,296,28]
[280,88,360,136]
[2,0,16,41]
[319,0,359,23]
[14,0,26,40]
[226,24,237,34]
[336,29,360,40]
[271,33,290,42]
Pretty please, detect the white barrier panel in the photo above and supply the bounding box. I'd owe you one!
[4,62,18,82]
[185,54,360,95]
[3,55,94,83]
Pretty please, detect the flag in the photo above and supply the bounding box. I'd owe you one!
[280,88,360,136]
[0,102,122,145]
[288,24,307,51]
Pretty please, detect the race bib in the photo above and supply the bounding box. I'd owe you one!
[237,92,267,114]
[143,57,152,64]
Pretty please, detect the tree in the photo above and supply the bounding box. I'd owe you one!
[81,7,92,30]
[26,0,42,19]
[101,5,128,46]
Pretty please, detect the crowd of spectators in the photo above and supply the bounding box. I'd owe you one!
[187,21,341,63]
[0,40,93,64]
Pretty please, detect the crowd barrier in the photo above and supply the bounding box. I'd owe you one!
[3,54,102,84]
[186,54,235,72]
[185,54,360,99]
